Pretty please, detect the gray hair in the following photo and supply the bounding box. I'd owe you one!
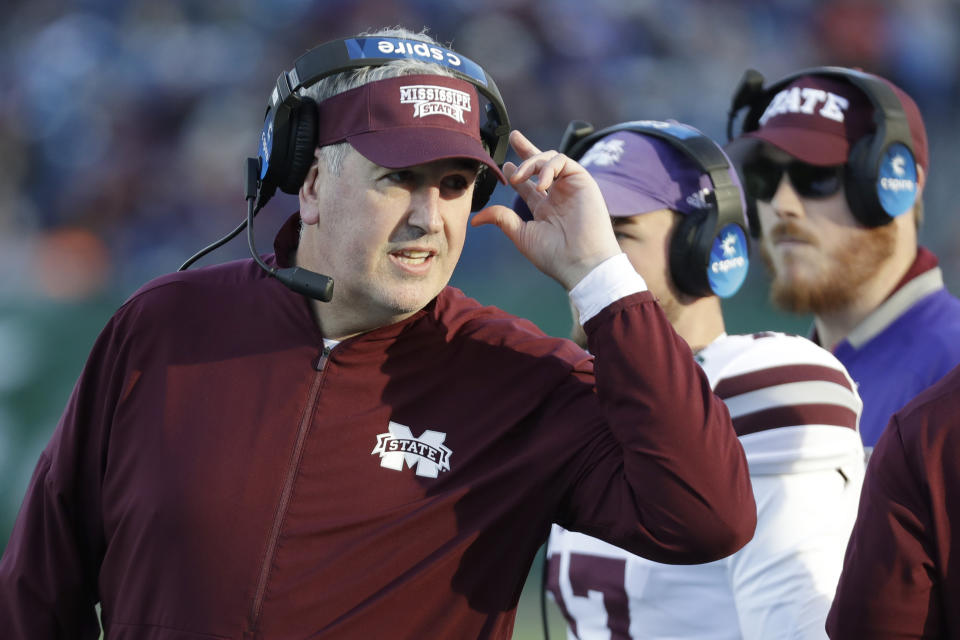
[299,27,460,175]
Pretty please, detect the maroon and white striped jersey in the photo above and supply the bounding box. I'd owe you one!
[547,331,865,640]
[700,331,863,474]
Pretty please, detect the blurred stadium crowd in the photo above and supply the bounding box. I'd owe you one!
[2,0,958,299]
[1,1,959,624]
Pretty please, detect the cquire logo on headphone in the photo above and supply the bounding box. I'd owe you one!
[258,120,274,179]
[708,224,749,298]
[877,143,917,218]
[345,38,487,84]
[376,39,465,67]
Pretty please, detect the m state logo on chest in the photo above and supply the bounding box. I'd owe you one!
[371,421,453,478]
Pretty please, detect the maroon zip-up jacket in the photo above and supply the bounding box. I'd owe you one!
[827,362,960,638]
[0,220,755,639]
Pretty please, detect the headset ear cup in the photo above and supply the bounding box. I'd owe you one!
[669,210,713,298]
[471,171,497,211]
[843,135,887,227]
[745,197,761,239]
[730,162,762,239]
[280,98,318,194]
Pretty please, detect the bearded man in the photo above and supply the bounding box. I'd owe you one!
[727,66,960,454]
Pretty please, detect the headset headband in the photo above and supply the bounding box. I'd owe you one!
[272,37,511,165]
[257,36,511,212]
[730,66,912,154]
[565,120,743,230]
[727,66,918,227]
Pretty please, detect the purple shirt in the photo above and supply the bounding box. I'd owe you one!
[815,248,960,449]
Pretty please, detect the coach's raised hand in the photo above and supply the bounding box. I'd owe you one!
[471,130,622,291]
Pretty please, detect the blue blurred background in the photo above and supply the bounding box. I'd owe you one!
[2,1,959,637]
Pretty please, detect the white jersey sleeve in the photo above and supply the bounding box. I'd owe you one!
[547,525,741,640]
[698,332,865,474]
[728,467,863,639]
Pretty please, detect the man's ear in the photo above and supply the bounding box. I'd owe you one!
[916,164,926,196]
[299,150,322,225]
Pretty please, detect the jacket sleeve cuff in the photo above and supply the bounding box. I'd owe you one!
[570,253,647,326]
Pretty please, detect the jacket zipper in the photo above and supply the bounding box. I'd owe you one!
[246,348,329,635]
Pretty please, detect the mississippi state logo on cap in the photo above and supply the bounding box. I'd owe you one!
[399,84,472,123]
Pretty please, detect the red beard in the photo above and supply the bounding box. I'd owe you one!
[761,219,896,314]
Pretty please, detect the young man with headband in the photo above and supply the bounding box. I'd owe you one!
[540,121,864,639]
[726,67,960,455]
[0,29,755,639]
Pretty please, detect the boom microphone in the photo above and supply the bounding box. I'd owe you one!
[242,158,334,301]
[178,158,334,303]
[726,69,766,141]
[558,120,595,155]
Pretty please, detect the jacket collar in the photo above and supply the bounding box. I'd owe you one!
[811,247,943,349]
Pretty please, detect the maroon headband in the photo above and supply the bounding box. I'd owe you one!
[315,74,505,182]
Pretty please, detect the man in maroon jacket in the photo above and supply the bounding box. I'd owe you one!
[827,362,960,638]
[0,27,755,639]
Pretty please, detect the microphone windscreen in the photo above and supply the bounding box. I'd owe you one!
[275,267,334,302]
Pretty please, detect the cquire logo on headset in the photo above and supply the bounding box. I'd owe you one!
[881,177,914,192]
[258,120,274,179]
[377,39,464,67]
[879,154,915,193]
[877,143,917,217]
[619,119,700,140]
[345,38,488,84]
[708,224,749,298]
[712,255,747,274]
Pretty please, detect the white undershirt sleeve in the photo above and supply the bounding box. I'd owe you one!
[569,253,647,326]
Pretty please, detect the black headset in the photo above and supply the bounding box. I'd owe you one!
[256,35,511,213]
[561,120,750,299]
[726,66,918,230]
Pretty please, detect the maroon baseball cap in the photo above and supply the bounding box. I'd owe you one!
[314,74,505,182]
[741,72,928,170]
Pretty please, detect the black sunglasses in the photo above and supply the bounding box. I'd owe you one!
[742,157,845,202]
